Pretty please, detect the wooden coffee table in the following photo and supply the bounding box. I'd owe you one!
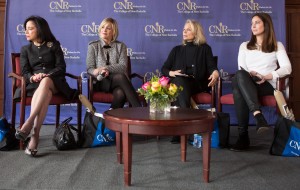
[103,107,215,186]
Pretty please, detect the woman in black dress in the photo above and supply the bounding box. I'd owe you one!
[14,15,78,156]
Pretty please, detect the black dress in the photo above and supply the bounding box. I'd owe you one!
[14,41,77,100]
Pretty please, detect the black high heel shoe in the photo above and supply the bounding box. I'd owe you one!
[15,128,30,141]
[25,147,38,157]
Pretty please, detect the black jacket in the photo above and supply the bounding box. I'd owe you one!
[14,41,76,100]
[161,43,217,91]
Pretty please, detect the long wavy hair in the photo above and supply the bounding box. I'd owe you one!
[247,13,277,53]
[182,19,206,46]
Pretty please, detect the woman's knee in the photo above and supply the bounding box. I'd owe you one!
[39,77,54,88]
[235,70,249,80]
[38,78,56,92]
[113,88,126,98]
[112,73,127,82]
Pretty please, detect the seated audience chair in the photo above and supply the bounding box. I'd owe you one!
[217,72,292,113]
[8,53,82,149]
[88,56,146,107]
[191,56,218,109]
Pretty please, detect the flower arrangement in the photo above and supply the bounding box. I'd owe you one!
[137,71,183,112]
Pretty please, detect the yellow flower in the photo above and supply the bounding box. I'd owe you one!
[151,81,161,92]
[168,83,178,96]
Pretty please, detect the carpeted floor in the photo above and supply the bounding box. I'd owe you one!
[0,125,299,190]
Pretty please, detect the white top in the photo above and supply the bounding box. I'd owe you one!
[238,41,292,88]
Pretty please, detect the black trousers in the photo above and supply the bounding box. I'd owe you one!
[94,73,141,109]
[232,70,274,133]
[170,76,203,108]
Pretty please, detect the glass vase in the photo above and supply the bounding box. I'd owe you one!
[149,99,171,113]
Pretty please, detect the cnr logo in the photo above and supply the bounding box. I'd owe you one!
[16,24,25,33]
[240,0,259,11]
[114,0,133,10]
[290,140,300,151]
[209,23,228,34]
[127,48,133,57]
[60,45,68,56]
[177,0,197,11]
[81,22,99,34]
[145,22,165,34]
[50,0,70,10]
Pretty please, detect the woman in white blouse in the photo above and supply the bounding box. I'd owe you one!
[231,13,292,151]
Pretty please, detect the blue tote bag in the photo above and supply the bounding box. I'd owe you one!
[81,110,115,148]
[270,116,300,157]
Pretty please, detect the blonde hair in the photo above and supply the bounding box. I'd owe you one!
[182,19,206,46]
[98,17,119,42]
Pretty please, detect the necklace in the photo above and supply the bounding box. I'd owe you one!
[255,43,262,51]
[34,41,45,47]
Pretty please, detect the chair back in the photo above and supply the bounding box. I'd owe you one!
[11,53,21,88]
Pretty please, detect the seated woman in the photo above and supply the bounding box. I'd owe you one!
[161,19,219,143]
[231,13,292,151]
[86,17,141,109]
[14,15,78,156]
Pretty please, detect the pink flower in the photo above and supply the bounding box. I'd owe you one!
[159,76,169,87]
[142,82,151,90]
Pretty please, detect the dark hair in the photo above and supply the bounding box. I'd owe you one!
[247,13,277,53]
[24,15,57,43]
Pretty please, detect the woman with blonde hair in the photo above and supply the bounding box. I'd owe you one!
[161,19,219,143]
[86,17,141,109]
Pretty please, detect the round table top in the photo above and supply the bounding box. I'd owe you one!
[103,107,214,123]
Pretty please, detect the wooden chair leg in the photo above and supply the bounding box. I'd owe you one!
[56,105,60,128]
[77,102,82,143]
[11,102,16,129]
[19,102,26,150]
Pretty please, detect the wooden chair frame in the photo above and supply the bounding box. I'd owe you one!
[8,53,82,149]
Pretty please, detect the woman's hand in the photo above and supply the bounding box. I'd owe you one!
[101,69,109,77]
[208,70,219,87]
[249,71,273,84]
[169,70,184,77]
[31,73,48,83]
[94,67,109,77]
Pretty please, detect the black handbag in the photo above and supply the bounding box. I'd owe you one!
[53,117,78,150]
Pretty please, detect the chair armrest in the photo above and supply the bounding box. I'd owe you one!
[130,72,145,83]
[65,72,82,94]
[8,72,27,102]
[8,72,23,80]
[276,74,292,91]
[65,72,80,79]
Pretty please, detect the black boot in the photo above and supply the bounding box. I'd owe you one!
[255,113,270,134]
[230,133,250,151]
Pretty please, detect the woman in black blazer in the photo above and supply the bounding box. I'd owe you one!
[14,15,78,156]
[161,19,219,143]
